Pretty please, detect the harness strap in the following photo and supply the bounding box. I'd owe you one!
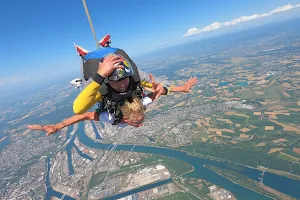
[100,80,144,125]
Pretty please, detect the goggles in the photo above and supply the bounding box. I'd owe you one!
[108,75,129,82]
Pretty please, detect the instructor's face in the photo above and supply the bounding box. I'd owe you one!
[109,77,130,92]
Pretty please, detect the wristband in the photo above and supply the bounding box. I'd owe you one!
[163,87,169,95]
[93,73,105,85]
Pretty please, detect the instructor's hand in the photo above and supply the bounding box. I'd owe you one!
[97,54,125,77]
[148,74,165,100]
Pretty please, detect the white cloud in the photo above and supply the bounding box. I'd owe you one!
[184,28,199,36]
[270,4,293,14]
[202,22,222,32]
[0,74,31,87]
[183,4,300,37]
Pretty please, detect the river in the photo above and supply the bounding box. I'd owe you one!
[45,122,300,200]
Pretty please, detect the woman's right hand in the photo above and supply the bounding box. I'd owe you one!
[28,125,59,136]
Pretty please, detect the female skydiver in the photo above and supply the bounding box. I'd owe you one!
[28,95,148,136]
[28,74,197,136]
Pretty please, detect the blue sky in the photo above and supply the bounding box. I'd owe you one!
[0,0,300,96]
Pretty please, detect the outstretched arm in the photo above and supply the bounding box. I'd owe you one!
[28,112,100,136]
[169,76,198,93]
[144,75,198,97]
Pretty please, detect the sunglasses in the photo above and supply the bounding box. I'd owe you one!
[108,76,128,82]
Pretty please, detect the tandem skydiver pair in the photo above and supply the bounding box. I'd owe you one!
[28,34,198,135]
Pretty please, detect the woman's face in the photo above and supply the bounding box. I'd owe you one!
[124,114,145,127]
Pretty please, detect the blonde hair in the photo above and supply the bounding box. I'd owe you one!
[119,97,145,120]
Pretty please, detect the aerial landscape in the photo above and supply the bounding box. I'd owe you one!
[0,1,300,200]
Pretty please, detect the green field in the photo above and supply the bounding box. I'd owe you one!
[285,90,296,98]
[89,172,106,189]
[248,117,283,130]
[158,191,199,200]
[226,115,248,124]
[235,85,285,99]
[286,103,300,108]
[180,142,300,175]
[276,152,299,162]
[184,178,213,199]
[159,157,193,176]
[282,149,300,160]
[222,131,235,137]
[276,114,300,124]
[215,121,232,129]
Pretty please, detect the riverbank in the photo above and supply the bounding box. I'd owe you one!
[52,185,79,199]
[207,167,276,200]
[180,147,300,181]
[266,169,300,180]
[204,165,295,200]
[180,165,195,176]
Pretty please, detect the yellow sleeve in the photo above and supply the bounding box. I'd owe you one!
[73,81,103,114]
[141,81,172,94]
[141,81,153,88]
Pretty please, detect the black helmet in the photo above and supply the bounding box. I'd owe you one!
[107,55,134,81]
